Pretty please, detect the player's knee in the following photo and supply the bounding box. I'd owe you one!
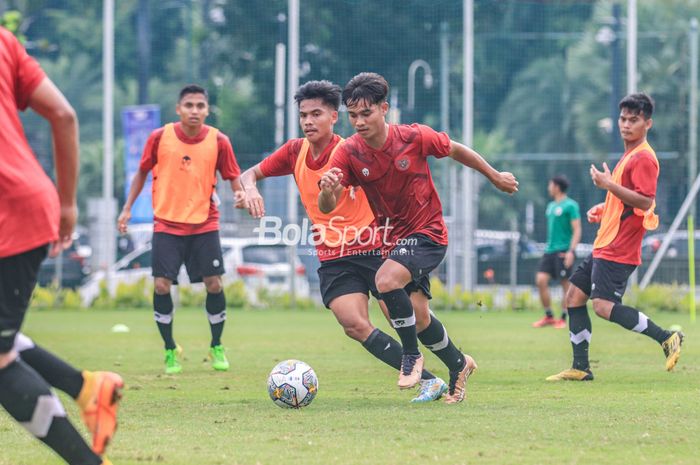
[375,274,401,294]
[204,277,223,294]
[535,274,549,288]
[154,279,171,295]
[342,320,372,342]
[591,299,612,319]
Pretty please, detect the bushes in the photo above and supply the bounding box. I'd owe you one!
[625,284,690,313]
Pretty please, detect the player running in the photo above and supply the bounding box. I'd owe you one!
[319,72,518,403]
[239,80,447,402]
[0,26,121,464]
[547,93,683,381]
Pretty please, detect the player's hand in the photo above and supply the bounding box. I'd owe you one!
[590,162,612,190]
[49,203,77,257]
[244,187,265,219]
[493,171,518,194]
[320,167,343,194]
[233,189,246,209]
[586,203,603,223]
[117,209,131,234]
[563,250,575,268]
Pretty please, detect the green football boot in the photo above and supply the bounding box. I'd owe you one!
[209,345,230,371]
[164,346,183,374]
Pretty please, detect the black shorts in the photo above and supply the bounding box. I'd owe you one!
[0,245,47,353]
[537,251,573,280]
[152,230,225,284]
[387,233,446,284]
[318,251,432,309]
[569,254,637,304]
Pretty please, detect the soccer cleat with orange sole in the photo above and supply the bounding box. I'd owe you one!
[77,371,124,455]
[444,354,477,404]
[532,316,556,328]
[662,331,684,371]
[398,353,424,389]
[545,368,594,381]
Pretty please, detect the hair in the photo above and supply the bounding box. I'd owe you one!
[550,174,569,193]
[294,80,342,110]
[179,84,208,102]
[619,92,654,119]
[342,72,389,107]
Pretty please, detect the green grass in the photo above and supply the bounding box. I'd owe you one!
[1,307,698,465]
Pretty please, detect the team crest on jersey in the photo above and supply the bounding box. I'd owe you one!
[395,158,410,171]
[362,167,370,177]
[180,155,192,172]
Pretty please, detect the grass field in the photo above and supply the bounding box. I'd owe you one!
[1,306,698,465]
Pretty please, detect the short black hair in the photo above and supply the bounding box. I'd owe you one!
[619,92,654,119]
[342,72,389,107]
[294,80,342,110]
[179,84,208,102]
[550,175,569,193]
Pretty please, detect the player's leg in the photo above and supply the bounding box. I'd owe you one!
[152,232,185,374]
[534,270,555,327]
[547,255,594,381]
[0,246,104,464]
[17,334,123,455]
[375,258,422,389]
[554,279,571,329]
[411,287,475,404]
[590,258,682,371]
[187,231,228,371]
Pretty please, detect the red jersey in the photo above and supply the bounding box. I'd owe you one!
[331,124,452,248]
[593,149,659,265]
[260,135,380,261]
[139,122,240,236]
[0,27,58,258]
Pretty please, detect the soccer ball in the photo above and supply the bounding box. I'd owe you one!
[267,359,318,409]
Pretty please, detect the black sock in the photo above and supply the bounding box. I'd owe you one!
[362,328,435,380]
[568,305,591,371]
[381,289,419,355]
[0,359,101,465]
[154,292,176,350]
[545,308,554,318]
[417,314,465,372]
[610,303,671,344]
[560,312,567,321]
[17,336,83,399]
[206,291,226,347]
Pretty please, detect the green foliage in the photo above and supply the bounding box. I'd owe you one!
[430,278,495,311]
[505,288,540,312]
[224,280,248,309]
[626,284,690,313]
[112,278,152,309]
[30,285,58,309]
[176,284,205,309]
[255,287,321,311]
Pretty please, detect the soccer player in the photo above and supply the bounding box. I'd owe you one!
[118,84,244,374]
[319,72,518,403]
[547,93,683,381]
[532,175,581,329]
[0,26,121,464]
[239,80,447,402]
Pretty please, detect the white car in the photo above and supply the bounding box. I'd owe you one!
[79,236,309,306]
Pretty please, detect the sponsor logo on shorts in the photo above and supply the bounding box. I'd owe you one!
[213,259,220,267]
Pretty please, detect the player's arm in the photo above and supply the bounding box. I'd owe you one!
[565,219,581,267]
[448,141,518,194]
[239,164,267,218]
[318,168,344,214]
[28,77,79,255]
[118,170,148,234]
[590,162,653,210]
[586,202,605,223]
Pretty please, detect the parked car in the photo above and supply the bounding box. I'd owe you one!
[37,232,91,288]
[642,230,700,259]
[79,236,309,305]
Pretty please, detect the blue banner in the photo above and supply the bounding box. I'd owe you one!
[122,105,160,223]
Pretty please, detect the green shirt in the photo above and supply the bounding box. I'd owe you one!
[545,197,580,253]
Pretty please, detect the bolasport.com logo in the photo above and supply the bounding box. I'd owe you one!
[253,216,417,256]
